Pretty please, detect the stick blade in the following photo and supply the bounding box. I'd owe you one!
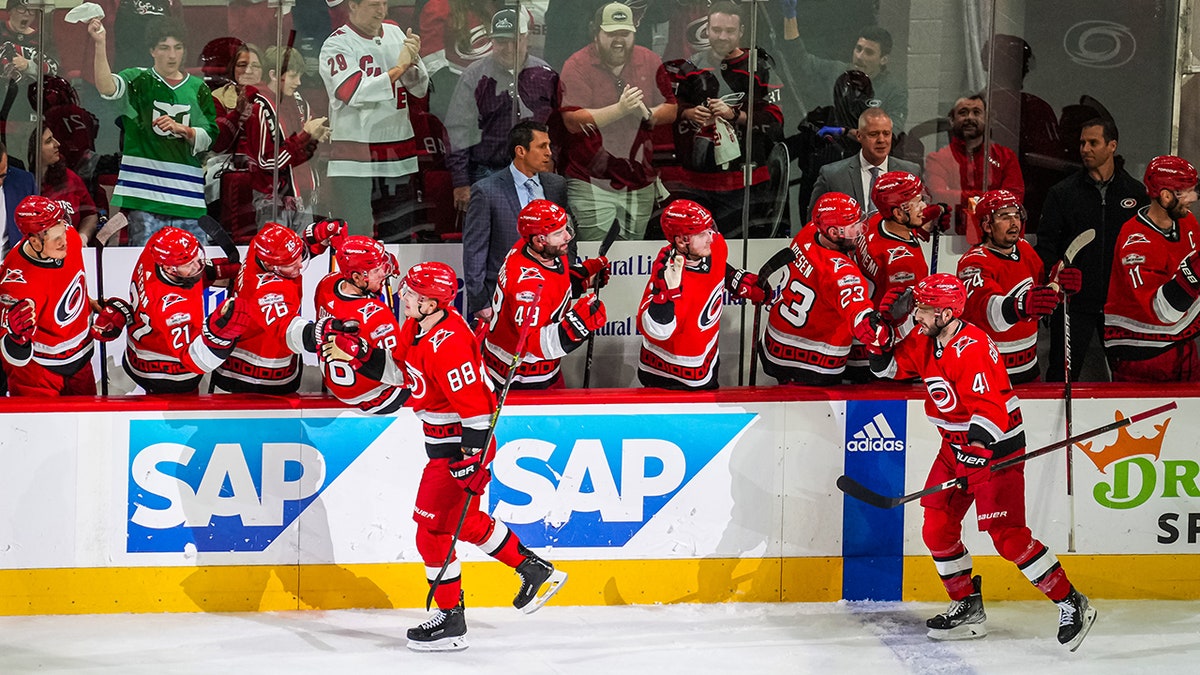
[1063,228,1096,264]
[94,213,128,247]
[836,475,900,509]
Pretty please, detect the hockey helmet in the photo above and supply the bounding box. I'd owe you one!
[148,226,203,268]
[871,171,924,217]
[200,36,246,83]
[336,236,394,278]
[914,273,967,318]
[14,195,66,236]
[1144,155,1198,198]
[517,199,570,239]
[974,189,1025,230]
[252,224,306,276]
[27,75,79,111]
[660,199,715,240]
[403,261,457,307]
[812,192,866,241]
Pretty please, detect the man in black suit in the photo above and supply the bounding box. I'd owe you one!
[808,107,919,220]
[463,120,570,320]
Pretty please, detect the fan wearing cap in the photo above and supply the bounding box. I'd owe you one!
[0,0,60,144]
[754,192,895,385]
[869,273,1096,650]
[0,195,96,396]
[559,2,677,241]
[637,198,764,389]
[481,199,608,389]
[1104,155,1200,382]
[955,189,1068,384]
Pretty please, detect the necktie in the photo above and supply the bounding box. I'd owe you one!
[868,166,881,212]
[524,177,538,204]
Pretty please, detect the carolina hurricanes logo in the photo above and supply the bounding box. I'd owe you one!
[887,246,915,264]
[454,24,493,62]
[517,267,544,283]
[687,16,709,51]
[428,328,454,351]
[925,376,959,413]
[1120,198,1138,209]
[697,283,723,331]
[54,270,87,326]
[358,303,383,323]
[1124,233,1151,246]
[2,268,26,284]
[257,273,283,286]
[161,293,187,311]
[406,364,427,399]
[831,258,854,273]
[950,335,977,357]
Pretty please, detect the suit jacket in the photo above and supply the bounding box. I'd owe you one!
[808,154,921,220]
[1,166,36,255]
[463,167,569,317]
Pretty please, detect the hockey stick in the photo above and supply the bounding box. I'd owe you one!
[837,401,1177,509]
[198,215,241,264]
[91,213,131,395]
[93,212,129,247]
[425,283,545,610]
[582,219,620,389]
[929,216,941,274]
[1050,228,1094,552]
[748,302,763,386]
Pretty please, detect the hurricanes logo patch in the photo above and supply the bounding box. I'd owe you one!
[1125,233,1151,246]
[1,268,26,284]
[950,335,976,357]
[517,267,545,283]
[831,257,854,273]
[257,273,282,286]
[698,283,723,331]
[161,293,187,311]
[887,246,915,264]
[1120,198,1138,209]
[925,376,959,413]
[428,328,454,351]
[55,270,87,326]
[358,303,383,323]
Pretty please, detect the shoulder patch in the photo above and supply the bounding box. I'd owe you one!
[950,334,977,357]
[517,266,545,283]
[1124,232,1151,247]
[836,274,860,288]
[887,246,915,264]
[1120,198,1138,209]
[1,268,26,284]
[830,257,854,273]
[1121,253,1145,266]
[428,328,454,352]
[161,293,187,312]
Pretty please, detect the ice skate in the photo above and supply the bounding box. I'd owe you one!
[406,604,468,652]
[927,575,987,640]
[513,553,568,614]
[1055,587,1097,652]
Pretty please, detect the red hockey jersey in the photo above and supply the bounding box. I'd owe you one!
[0,227,93,374]
[211,255,306,393]
[1104,209,1200,360]
[637,233,729,388]
[854,218,929,305]
[483,242,573,387]
[956,240,1045,382]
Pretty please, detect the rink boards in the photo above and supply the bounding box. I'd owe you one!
[0,385,1196,615]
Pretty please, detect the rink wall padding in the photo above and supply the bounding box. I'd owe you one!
[0,384,1196,615]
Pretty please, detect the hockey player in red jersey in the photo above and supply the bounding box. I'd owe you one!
[321,261,568,652]
[88,227,241,393]
[0,196,97,396]
[1104,155,1200,381]
[482,199,609,389]
[955,189,1079,383]
[870,273,1096,651]
[755,192,897,385]
[637,198,766,389]
[210,220,345,393]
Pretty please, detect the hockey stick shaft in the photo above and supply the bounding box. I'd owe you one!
[748,302,762,386]
[582,219,620,389]
[1064,295,1075,552]
[929,221,940,274]
[837,401,1177,509]
[198,215,241,264]
[95,236,108,396]
[425,284,544,610]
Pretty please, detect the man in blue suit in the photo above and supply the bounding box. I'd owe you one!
[463,120,570,320]
[0,143,37,255]
[808,107,920,220]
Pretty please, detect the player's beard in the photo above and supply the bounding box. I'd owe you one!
[1167,195,1191,220]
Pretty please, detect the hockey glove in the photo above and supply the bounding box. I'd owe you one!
[559,296,607,345]
[879,286,914,326]
[1016,285,1060,319]
[1174,252,1200,300]
[202,298,254,351]
[90,297,134,342]
[304,218,348,254]
[302,317,361,353]
[729,269,767,304]
[448,446,493,495]
[320,324,372,370]
[1049,262,1083,296]
[3,299,35,345]
[954,443,993,485]
[204,257,241,283]
[570,256,611,291]
[852,311,895,355]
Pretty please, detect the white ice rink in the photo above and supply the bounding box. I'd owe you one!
[2,600,1197,674]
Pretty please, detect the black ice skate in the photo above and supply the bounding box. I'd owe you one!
[1055,587,1098,652]
[926,575,987,640]
[406,603,468,652]
[513,552,568,614]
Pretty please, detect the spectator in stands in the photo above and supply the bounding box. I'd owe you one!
[667,1,783,234]
[29,128,98,246]
[809,108,919,219]
[0,0,59,147]
[925,94,1024,245]
[0,141,36,255]
[209,42,266,244]
[463,120,569,320]
[89,16,218,246]
[105,0,182,72]
[445,7,559,214]
[560,2,676,241]
[319,0,429,242]
[418,0,502,120]
[248,46,330,233]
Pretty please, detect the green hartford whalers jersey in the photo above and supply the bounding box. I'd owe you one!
[103,67,218,219]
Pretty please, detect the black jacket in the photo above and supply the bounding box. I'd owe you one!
[1034,157,1149,313]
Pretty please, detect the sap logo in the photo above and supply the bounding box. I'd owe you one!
[127,416,391,553]
[489,413,755,547]
[846,413,905,452]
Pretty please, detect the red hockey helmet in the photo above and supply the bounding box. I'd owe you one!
[517,199,570,239]
[1144,155,1198,197]
[914,273,967,318]
[27,75,80,111]
[14,195,67,236]
[812,192,866,241]
[974,189,1025,228]
[147,226,203,268]
[660,199,715,240]
[871,171,924,216]
[404,261,457,307]
[336,235,393,277]
[252,224,306,273]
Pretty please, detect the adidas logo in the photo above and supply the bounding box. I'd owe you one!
[846,413,905,452]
